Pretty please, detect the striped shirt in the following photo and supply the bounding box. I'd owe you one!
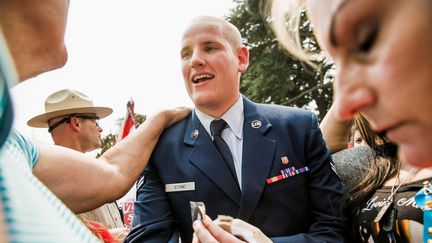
[0,32,98,242]
[0,130,99,242]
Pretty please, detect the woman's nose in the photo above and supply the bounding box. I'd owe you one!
[333,65,375,120]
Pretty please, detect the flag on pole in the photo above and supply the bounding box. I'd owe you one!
[118,99,140,141]
[116,98,140,227]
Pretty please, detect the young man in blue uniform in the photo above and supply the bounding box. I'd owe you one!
[126,16,345,243]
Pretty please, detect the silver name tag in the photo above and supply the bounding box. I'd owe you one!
[165,182,195,192]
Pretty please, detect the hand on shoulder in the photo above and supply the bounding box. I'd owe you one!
[148,107,191,128]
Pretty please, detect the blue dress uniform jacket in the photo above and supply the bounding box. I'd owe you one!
[125,97,346,243]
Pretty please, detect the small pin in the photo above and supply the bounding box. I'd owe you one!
[251,120,261,129]
[191,130,199,139]
[281,156,289,165]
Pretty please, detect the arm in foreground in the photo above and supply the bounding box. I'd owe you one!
[33,107,191,213]
[320,104,353,153]
[299,113,346,242]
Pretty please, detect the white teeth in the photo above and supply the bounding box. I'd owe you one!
[192,74,214,83]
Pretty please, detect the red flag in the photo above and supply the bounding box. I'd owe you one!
[116,99,141,227]
[118,99,140,141]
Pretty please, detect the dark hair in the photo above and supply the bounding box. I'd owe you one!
[343,114,400,239]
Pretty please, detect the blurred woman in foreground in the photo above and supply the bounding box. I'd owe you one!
[193,0,432,241]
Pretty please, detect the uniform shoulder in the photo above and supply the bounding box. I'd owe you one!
[255,103,314,120]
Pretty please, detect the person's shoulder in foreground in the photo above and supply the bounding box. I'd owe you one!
[0,129,100,242]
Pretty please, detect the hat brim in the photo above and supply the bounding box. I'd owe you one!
[27,107,113,128]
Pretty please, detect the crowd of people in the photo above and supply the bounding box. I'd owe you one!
[1,0,431,242]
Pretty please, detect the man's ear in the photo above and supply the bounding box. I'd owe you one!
[237,46,249,73]
[69,117,81,131]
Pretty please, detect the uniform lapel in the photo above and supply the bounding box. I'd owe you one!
[239,97,276,221]
[185,111,241,206]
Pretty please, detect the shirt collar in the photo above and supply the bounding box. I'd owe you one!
[195,97,244,139]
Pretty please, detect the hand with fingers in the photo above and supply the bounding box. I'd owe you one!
[192,215,272,243]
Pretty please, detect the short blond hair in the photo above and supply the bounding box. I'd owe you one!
[188,16,243,51]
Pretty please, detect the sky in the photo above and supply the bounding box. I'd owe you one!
[11,0,236,143]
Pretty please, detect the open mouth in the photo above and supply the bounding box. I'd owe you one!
[192,74,214,84]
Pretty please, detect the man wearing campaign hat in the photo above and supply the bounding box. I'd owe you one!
[28,89,128,237]
[28,89,112,153]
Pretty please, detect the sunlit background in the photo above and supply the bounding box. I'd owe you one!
[11,0,235,144]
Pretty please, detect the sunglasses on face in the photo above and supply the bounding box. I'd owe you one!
[48,114,100,133]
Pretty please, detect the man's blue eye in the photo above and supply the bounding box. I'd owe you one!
[205,46,216,52]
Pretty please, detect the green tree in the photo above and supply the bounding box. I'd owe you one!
[98,133,117,158]
[227,0,334,120]
[97,113,146,157]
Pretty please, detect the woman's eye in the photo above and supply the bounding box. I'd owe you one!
[356,22,379,53]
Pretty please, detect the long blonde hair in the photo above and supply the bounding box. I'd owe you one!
[269,0,320,67]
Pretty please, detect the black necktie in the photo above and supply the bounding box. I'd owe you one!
[210,119,238,183]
